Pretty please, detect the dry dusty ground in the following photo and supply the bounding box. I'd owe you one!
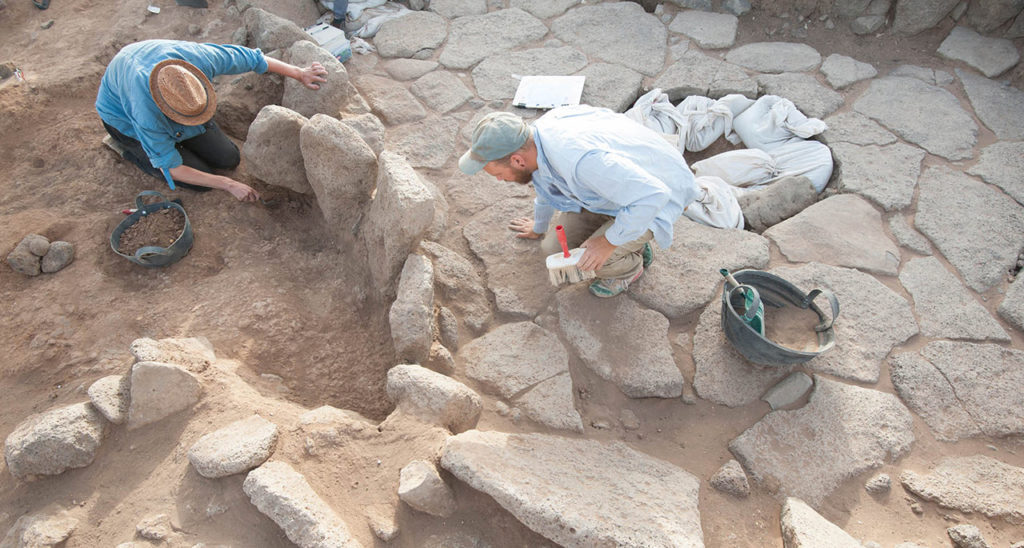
[1,0,1023,547]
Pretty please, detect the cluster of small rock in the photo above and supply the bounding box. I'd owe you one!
[5,234,74,276]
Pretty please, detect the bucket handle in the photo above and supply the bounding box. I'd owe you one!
[727,284,762,323]
[135,190,171,211]
[803,288,840,332]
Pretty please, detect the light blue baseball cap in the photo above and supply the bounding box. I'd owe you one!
[458,112,531,175]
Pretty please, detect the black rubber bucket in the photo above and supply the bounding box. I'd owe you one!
[720,269,840,367]
[110,191,193,268]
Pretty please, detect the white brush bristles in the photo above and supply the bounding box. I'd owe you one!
[546,248,596,286]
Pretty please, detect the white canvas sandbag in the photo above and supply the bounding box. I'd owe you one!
[731,95,828,152]
[691,149,778,188]
[351,2,410,38]
[682,175,745,230]
[675,96,730,152]
[765,140,834,192]
[625,89,685,135]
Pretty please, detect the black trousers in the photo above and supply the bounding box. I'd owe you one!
[103,120,240,192]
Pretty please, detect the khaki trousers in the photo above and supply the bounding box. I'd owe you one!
[540,211,653,281]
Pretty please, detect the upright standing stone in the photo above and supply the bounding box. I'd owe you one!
[398,460,457,517]
[386,363,481,433]
[781,498,863,547]
[892,0,960,35]
[389,254,435,364]
[243,105,311,194]
[127,362,201,429]
[283,41,353,118]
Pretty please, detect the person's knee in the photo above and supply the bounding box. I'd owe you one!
[209,145,240,170]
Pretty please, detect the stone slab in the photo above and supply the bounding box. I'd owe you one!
[898,257,1008,341]
[668,10,738,49]
[756,72,844,119]
[552,3,668,76]
[820,53,877,89]
[966,141,1024,206]
[831,141,925,211]
[900,455,1024,524]
[937,26,1020,78]
[957,68,1024,141]
[439,8,548,70]
[725,42,821,73]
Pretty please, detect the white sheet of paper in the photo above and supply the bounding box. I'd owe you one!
[512,75,586,110]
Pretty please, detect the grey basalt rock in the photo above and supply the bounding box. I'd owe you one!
[631,217,769,319]
[737,176,819,233]
[914,165,1024,292]
[967,141,1024,206]
[765,194,901,276]
[22,233,50,257]
[437,306,459,350]
[576,63,644,112]
[514,372,583,432]
[459,321,568,399]
[888,216,931,255]
[820,112,897,146]
[898,257,1008,341]
[756,72,844,119]
[850,15,886,34]
[938,26,1020,78]
[890,63,954,85]
[353,75,427,125]
[957,68,1024,141]
[40,241,73,273]
[889,341,1024,441]
[820,53,877,89]
[243,8,316,53]
[1,510,78,547]
[127,362,201,429]
[865,473,891,495]
[87,374,130,425]
[283,41,353,119]
[472,47,587,101]
[725,42,822,73]
[761,372,813,410]
[375,11,448,60]
[653,49,757,101]
[441,430,704,547]
[771,262,918,384]
[854,76,977,161]
[243,105,311,194]
[419,241,492,333]
[511,0,579,19]
[6,238,41,276]
[4,402,106,480]
[300,114,377,240]
[947,524,992,548]
[361,152,436,298]
[383,58,438,81]
[188,415,279,478]
[692,301,791,407]
[731,376,915,506]
[999,275,1024,332]
[398,460,457,517]
[781,498,863,547]
[552,3,668,76]
[831,141,925,211]
[892,0,960,35]
[386,363,481,433]
[129,337,215,373]
[389,254,435,364]
[440,8,548,70]
[243,461,363,548]
[900,454,1024,524]
[339,113,386,157]
[668,10,738,49]
[967,0,1024,32]
[389,116,459,169]
[430,0,487,18]
[557,286,683,399]
[410,71,473,114]
[710,459,750,497]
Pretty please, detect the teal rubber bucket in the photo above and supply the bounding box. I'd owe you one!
[110,191,193,268]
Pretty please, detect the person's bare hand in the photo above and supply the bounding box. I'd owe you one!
[508,217,542,239]
[227,180,260,202]
[578,235,616,271]
[299,62,328,90]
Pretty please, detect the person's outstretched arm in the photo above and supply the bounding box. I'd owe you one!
[265,57,328,90]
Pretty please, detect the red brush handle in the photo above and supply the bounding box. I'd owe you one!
[555,225,569,258]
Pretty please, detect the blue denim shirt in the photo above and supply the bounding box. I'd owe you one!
[530,106,700,249]
[96,40,268,170]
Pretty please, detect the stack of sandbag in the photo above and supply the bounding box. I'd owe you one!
[625,89,754,153]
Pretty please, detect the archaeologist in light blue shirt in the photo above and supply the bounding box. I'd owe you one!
[96,40,328,201]
[459,106,701,297]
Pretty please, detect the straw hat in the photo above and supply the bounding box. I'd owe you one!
[149,59,216,126]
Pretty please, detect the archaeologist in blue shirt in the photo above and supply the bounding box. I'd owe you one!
[458,106,702,298]
[96,39,328,202]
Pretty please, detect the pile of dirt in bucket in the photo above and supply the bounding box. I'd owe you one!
[117,208,185,254]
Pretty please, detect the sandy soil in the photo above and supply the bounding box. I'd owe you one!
[1,0,1023,547]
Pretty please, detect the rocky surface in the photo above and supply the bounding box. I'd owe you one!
[87,374,130,425]
[188,414,279,478]
[781,497,862,548]
[831,141,925,211]
[967,141,1024,205]
[397,460,457,517]
[386,363,481,433]
[898,257,1008,341]
[441,430,704,547]
[243,105,310,194]
[4,402,106,480]
[389,254,435,364]
[937,26,1019,78]
[957,68,1024,141]
[709,459,750,498]
[900,455,1024,524]
[127,361,202,429]
[0,510,78,548]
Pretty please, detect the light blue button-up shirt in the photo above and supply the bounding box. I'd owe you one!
[530,106,700,249]
[96,40,268,170]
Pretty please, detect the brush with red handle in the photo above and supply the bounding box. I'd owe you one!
[545,225,595,286]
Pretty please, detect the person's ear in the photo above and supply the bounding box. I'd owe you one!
[509,153,525,169]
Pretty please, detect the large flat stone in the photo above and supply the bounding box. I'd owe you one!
[576,63,644,113]
[375,11,448,59]
[967,142,1024,206]
[820,53,877,89]
[999,275,1024,332]
[725,42,821,73]
[957,68,1024,141]
[898,257,1008,341]
[937,26,1020,78]
[472,46,588,101]
[552,3,668,76]
[771,263,918,383]
[188,415,279,479]
[730,376,914,507]
[668,10,738,49]
[439,8,548,70]
[900,455,1024,524]
[892,0,960,35]
[819,111,897,146]
[4,402,106,480]
[128,362,202,429]
[419,241,492,333]
[459,321,568,399]
[509,0,578,19]
[756,72,844,119]
[389,116,459,169]
[915,165,1024,292]
[557,285,683,399]
[463,197,557,317]
[890,341,1024,441]
[831,141,925,210]
[513,373,583,432]
[854,76,977,161]
[429,0,486,18]
[631,217,770,319]
[765,194,900,276]
[410,70,473,114]
[353,75,427,125]
[781,498,863,548]
[692,299,791,407]
[653,49,757,101]
[441,431,704,547]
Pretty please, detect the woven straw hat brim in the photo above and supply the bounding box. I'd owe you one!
[149,59,217,126]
